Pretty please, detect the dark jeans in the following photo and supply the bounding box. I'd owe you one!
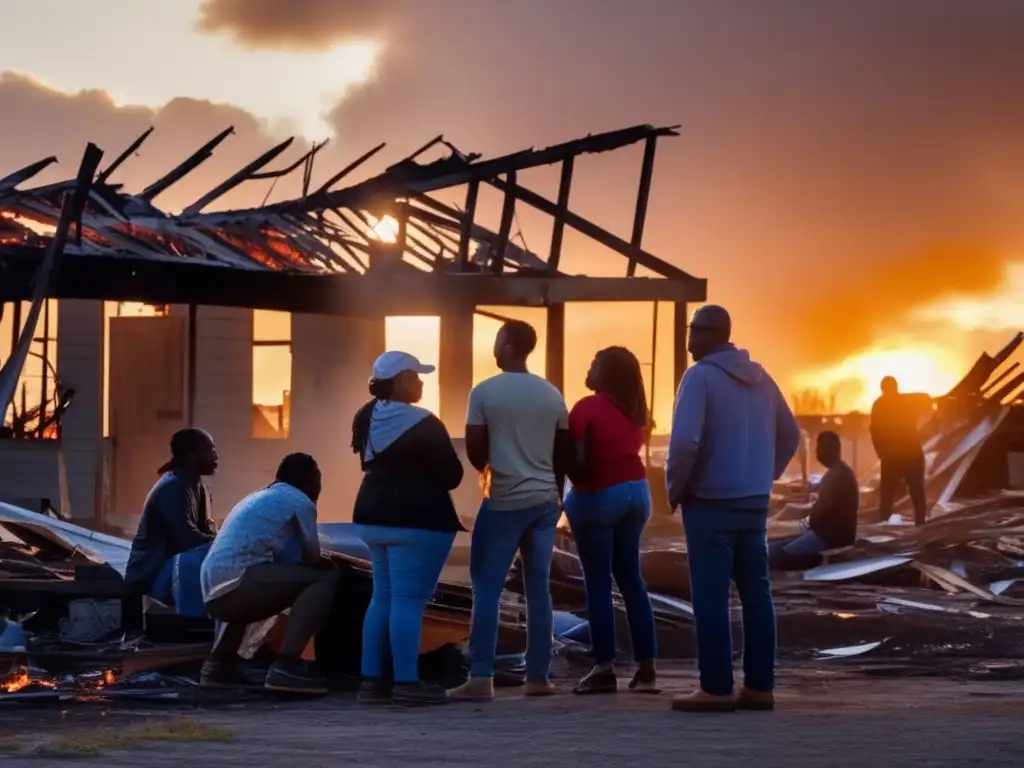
[767,530,830,571]
[206,563,339,661]
[565,480,657,665]
[879,454,927,525]
[682,502,775,695]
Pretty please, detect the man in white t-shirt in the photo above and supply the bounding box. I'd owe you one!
[449,320,574,701]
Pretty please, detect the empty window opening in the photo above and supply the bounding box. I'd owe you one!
[253,310,292,439]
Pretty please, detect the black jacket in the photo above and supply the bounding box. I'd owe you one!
[808,460,859,549]
[125,470,216,590]
[352,403,466,533]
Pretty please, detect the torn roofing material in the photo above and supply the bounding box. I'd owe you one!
[0,502,130,575]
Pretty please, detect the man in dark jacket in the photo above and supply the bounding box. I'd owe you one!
[125,428,218,595]
[870,376,932,525]
[769,431,860,569]
[666,305,800,713]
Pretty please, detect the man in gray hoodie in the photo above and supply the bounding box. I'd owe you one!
[665,305,800,713]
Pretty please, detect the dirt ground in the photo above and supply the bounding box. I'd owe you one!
[2,664,1024,767]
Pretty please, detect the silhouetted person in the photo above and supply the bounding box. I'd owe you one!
[870,376,931,526]
[125,428,218,596]
[769,431,860,570]
[200,453,337,695]
[666,304,800,713]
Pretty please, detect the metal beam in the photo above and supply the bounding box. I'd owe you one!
[492,171,517,274]
[627,135,658,277]
[456,181,479,272]
[487,177,692,280]
[0,251,706,312]
[548,158,574,272]
[673,301,689,392]
[546,303,565,392]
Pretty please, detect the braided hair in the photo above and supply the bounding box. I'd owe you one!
[592,346,649,427]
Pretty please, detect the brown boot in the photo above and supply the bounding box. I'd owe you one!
[449,677,495,702]
[671,689,736,713]
[736,687,775,711]
[525,681,565,697]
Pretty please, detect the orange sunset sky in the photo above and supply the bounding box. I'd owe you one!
[3,1,1024,427]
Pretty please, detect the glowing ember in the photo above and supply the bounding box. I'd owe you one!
[2,671,30,693]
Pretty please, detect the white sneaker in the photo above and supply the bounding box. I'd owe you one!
[886,513,905,525]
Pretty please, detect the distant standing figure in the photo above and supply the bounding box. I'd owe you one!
[769,431,860,570]
[870,376,932,526]
[125,428,218,597]
[450,320,575,702]
[665,305,800,713]
[351,351,465,707]
[564,346,659,695]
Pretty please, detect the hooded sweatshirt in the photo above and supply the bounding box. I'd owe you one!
[666,345,800,508]
[351,399,466,533]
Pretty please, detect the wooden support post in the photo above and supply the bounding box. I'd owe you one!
[546,302,565,392]
[439,301,475,437]
[186,304,197,426]
[456,181,479,272]
[673,301,688,393]
[548,157,574,271]
[627,136,658,277]
[395,204,409,253]
[492,171,517,274]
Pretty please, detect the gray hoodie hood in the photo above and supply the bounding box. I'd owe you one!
[699,344,765,387]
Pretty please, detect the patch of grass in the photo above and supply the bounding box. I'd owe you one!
[0,739,23,752]
[37,718,232,757]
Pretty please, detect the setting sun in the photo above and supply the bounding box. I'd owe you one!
[369,215,399,244]
[794,341,964,413]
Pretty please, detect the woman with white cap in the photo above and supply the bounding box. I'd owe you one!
[351,350,465,707]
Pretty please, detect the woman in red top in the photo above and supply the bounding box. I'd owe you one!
[565,346,658,695]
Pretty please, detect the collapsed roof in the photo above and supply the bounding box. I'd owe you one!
[0,124,707,315]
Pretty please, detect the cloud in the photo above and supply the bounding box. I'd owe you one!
[195,0,393,51]
[325,0,1024,378]
[0,71,315,213]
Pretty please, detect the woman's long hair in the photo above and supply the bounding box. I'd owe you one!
[593,346,649,427]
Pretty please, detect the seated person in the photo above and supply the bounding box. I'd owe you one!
[125,428,218,605]
[769,431,859,570]
[199,453,337,695]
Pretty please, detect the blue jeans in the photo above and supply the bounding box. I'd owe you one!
[565,480,657,665]
[468,500,560,683]
[356,525,456,683]
[682,502,776,695]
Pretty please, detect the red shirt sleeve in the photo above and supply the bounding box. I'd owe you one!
[568,397,594,442]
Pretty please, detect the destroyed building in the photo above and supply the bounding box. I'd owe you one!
[0,124,705,532]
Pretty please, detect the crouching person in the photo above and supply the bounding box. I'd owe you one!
[199,453,338,695]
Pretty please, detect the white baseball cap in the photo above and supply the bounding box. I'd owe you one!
[371,350,436,380]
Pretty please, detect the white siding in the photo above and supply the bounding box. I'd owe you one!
[56,300,103,521]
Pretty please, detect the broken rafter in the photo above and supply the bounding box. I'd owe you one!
[140,127,235,202]
[97,127,154,185]
[0,122,706,309]
[181,137,295,216]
